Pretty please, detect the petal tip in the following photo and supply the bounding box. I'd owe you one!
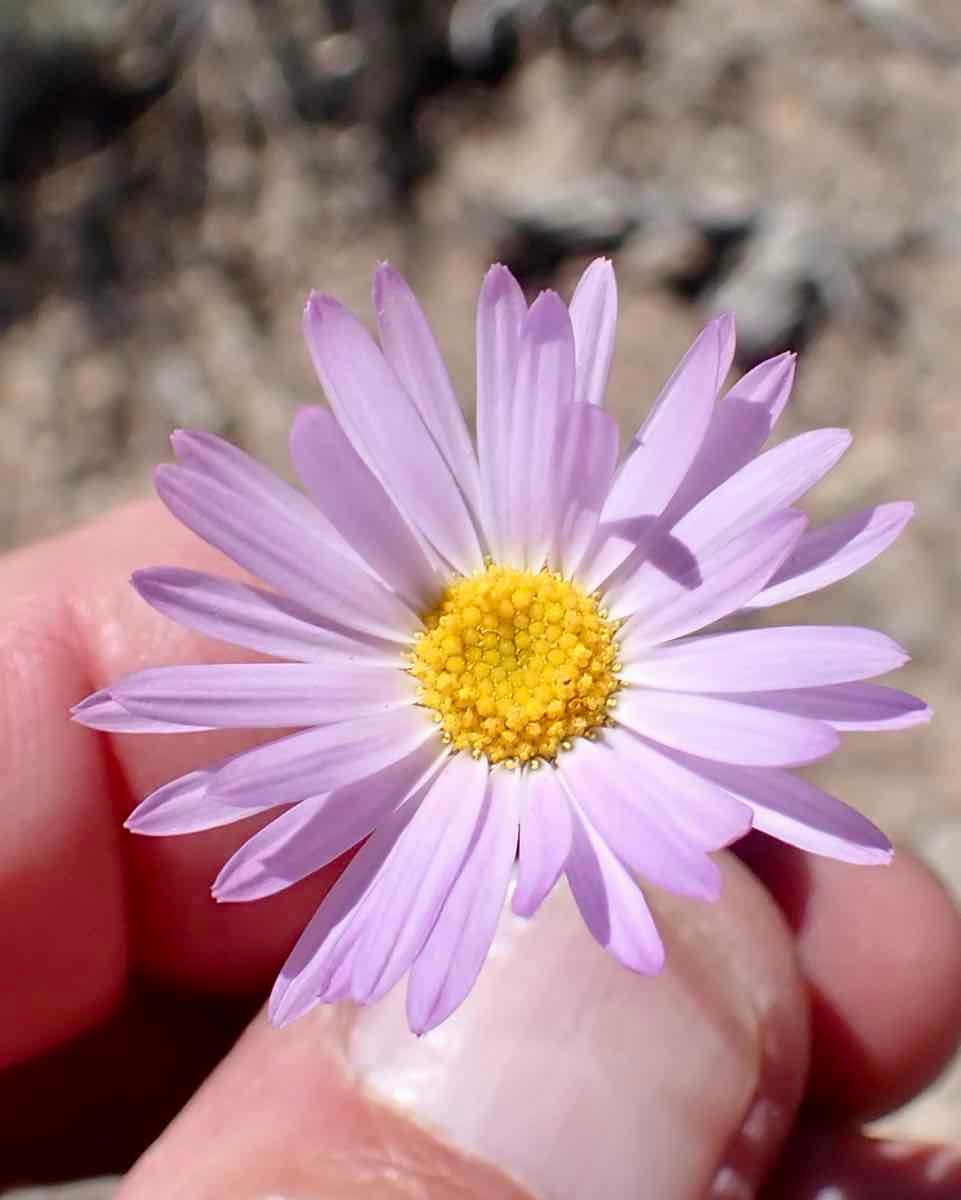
[267,983,306,1029]
[886,499,915,527]
[169,428,214,459]
[646,940,667,975]
[481,261,522,300]
[123,803,155,834]
[710,310,736,342]
[372,260,401,289]
[152,462,177,492]
[128,568,153,598]
[168,428,193,460]
[768,349,797,375]
[510,892,538,919]
[304,290,337,324]
[69,689,111,723]
[524,288,572,339]
[847,842,895,867]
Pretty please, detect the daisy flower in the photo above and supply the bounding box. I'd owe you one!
[73,259,928,1034]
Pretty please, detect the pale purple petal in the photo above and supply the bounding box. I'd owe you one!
[406,767,519,1033]
[212,744,443,901]
[613,510,807,643]
[559,740,721,900]
[725,682,931,731]
[269,796,424,1026]
[319,955,359,1004]
[213,794,335,900]
[504,291,576,570]
[349,751,490,1005]
[579,314,735,591]
[605,313,737,521]
[72,689,203,733]
[745,502,914,610]
[680,756,893,865]
[554,401,620,579]
[624,626,909,693]
[109,661,413,729]
[373,263,482,521]
[155,464,418,643]
[267,748,487,1012]
[125,763,268,835]
[666,352,796,522]
[615,687,838,766]
[476,263,527,561]
[512,765,573,918]
[132,567,396,665]
[208,706,434,808]
[602,726,752,849]
[657,429,852,563]
[569,257,617,407]
[289,407,441,610]
[303,293,483,575]
[170,430,353,556]
[564,795,665,974]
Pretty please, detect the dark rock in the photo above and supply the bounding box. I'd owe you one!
[0,2,204,182]
[494,175,640,285]
[1,1182,120,1200]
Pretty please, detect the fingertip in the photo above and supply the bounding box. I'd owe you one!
[116,865,809,1200]
[741,836,961,1119]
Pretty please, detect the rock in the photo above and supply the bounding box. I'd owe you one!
[1,1180,120,1200]
[0,1,202,182]
[918,819,961,903]
[493,173,640,282]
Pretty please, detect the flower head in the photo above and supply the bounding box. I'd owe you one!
[73,259,928,1034]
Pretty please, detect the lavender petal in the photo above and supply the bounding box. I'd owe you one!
[625,626,909,693]
[110,661,414,729]
[746,502,914,610]
[569,257,618,408]
[476,263,527,562]
[616,687,839,767]
[373,264,483,521]
[303,293,483,576]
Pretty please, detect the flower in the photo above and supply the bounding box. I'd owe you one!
[73,259,928,1034]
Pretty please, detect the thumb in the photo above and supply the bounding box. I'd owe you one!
[117,856,808,1200]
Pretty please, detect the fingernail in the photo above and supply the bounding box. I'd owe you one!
[349,872,786,1199]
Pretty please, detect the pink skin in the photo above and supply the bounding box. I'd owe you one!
[1,499,960,1195]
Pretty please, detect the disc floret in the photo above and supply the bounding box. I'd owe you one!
[410,563,621,765]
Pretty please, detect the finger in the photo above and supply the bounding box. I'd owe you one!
[760,1127,961,1198]
[738,835,961,1119]
[0,499,339,1067]
[0,984,257,1189]
[117,858,809,1200]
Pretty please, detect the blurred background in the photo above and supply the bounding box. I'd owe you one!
[2,0,960,1189]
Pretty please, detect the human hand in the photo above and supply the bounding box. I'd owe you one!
[2,500,961,1199]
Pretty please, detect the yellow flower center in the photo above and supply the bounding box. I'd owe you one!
[410,563,621,766]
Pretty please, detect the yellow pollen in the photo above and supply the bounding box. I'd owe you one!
[410,564,620,765]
